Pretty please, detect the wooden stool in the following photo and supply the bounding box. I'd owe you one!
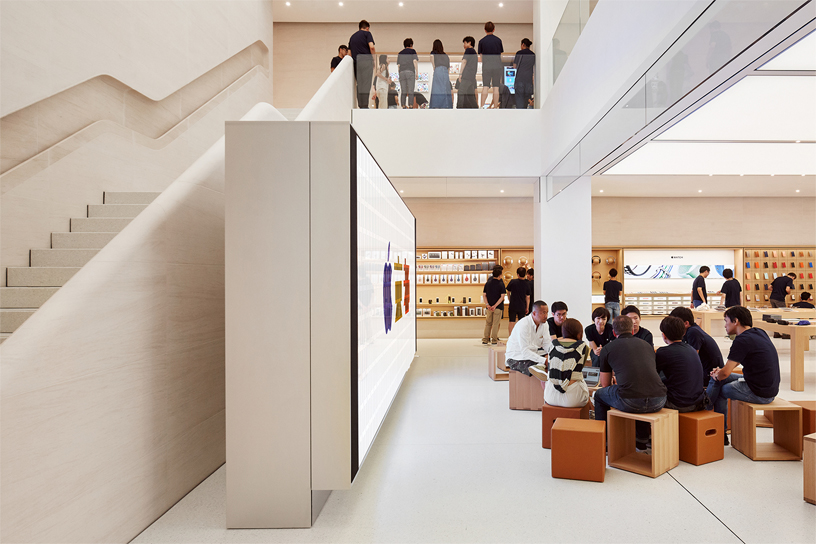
[509,370,544,411]
[541,401,590,449]
[732,399,802,461]
[551,419,606,483]
[607,408,679,478]
[488,345,508,381]
[678,411,724,466]
[791,400,816,436]
[805,433,815,505]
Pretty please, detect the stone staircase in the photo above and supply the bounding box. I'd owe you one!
[0,192,160,343]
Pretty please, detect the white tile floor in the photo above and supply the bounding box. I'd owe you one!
[133,319,816,544]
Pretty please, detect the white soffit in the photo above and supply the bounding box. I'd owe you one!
[392,177,535,197]
[655,76,816,142]
[758,30,816,71]
[604,142,816,176]
[593,175,816,197]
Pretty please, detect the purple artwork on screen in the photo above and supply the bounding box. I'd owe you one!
[383,243,393,333]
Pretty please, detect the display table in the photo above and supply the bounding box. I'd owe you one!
[752,320,816,392]
[692,308,815,335]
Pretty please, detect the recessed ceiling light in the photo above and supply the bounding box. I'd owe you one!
[796,140,801,143]
[740,173,744,176]
[285,1,290,5]
[796,189,800,193]
[400,190,404,193]
[770,173,775,176]
[500,189,505,193]
[802,174,807,176]
[708,173,713,176]
[698,189,702,193]
[338,1,343,5]
[399,1,404,5]
[499,2,504,6]
[599,189,604,193]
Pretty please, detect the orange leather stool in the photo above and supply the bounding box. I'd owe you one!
[509,370,544,411]
[678,411,724,466]
[541,401,590,449]
[551,419,606,483]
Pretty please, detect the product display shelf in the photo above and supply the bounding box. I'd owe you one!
[741,247,816,308]
[623,293,724,316]
[591,248,623,312]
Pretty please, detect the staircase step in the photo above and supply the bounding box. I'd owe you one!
[31,249,99,267]
[70,217,132,233]
[87,204,147,218]
[51,232,118,249]
[7,267,80,287]
[0,287,59,308]
[0,333,10,344]
[0,309,36,333]
[104,192,161,205]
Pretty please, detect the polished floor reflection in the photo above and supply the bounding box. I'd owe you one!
[134,322,815,543]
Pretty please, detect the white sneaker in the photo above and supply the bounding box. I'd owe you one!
[528,365,548,382]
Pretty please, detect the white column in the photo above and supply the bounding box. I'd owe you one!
[533,0,571,107]
[535,175,592,325]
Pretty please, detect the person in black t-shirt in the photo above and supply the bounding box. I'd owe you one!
[349,20,376,108]
[585,306,613,367]
[547,301,568,340]
[397,38,419,108]
[622,305,653,346]
[656,316,706,412]
[792,291,815,308]
[482,266,506,344]
[478,21,503,108]
[603,268,623,318]
[706,306,779,444]
[506,267,531,335]
[456,36,479,109]
[669,306,723,386]
[596,315,668,451]
[692,266,710,308]
[526,268,534,314]
[770,272,796,308]
[331,45,348,72]
[717,268,742,308]
[512,38,535,109]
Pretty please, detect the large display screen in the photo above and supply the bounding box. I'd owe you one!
[352,131,416,477]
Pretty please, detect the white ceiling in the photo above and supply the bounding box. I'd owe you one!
[593,175,816,198]
[758,30,816,71]
[272,0,534,24]
[391,177,536,197]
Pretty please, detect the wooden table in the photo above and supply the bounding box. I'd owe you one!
[692,308,815,335]
[752,320,816,392]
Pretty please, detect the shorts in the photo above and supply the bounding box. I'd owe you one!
[482,65,503,88]
[508,307,526,322]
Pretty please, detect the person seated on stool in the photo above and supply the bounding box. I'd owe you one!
[706,306,779,446]
[594,315,667,452]
[547,301,568,340]
[792,291,815,309]
[669,306,724,386]
[622,305,654,346]
[504,301,551,376]
[585,306,613,367]
[656,316,706,413]
[528,318,589,408]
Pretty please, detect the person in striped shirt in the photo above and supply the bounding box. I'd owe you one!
[529,318,589,408]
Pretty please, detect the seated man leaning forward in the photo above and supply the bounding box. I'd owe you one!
[656,316,706,413]
[504,300,552,376]
[622,305,654,346]
[529,318,589,408]
[594,315,667,452]
[706,305,779,446]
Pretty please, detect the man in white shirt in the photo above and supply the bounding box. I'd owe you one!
[505,301,551,376]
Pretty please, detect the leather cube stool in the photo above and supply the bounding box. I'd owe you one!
[678,410,724,466]
[551,419,606,483]
[607,408,679,478]
[488,345,508,381]
[732,399,802,461]
[541,401,590,449]
[509,370,544,411]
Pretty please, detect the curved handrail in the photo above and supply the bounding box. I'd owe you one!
[296,56,355,122]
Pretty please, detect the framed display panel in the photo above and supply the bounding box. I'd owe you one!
[741,247,815,308]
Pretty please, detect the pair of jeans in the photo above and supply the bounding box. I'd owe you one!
[593,386,667,444]
[693,299,706,308]
[515,81,533,109]
[482,307,503,343]
[354,57,374,108]
[605,301,620,319]
[706,373,775,432]
[399,70,415,108]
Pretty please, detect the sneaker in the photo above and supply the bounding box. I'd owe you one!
[724,434,730,446]
[528,365,548,382]
[482,340,488,345]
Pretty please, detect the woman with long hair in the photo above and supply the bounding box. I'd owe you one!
[374,54,390,109]
[429,40,452,109]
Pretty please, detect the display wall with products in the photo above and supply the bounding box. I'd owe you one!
[741,247,816,307]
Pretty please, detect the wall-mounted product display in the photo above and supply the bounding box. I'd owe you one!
[591,248,623,310]
[741,247,815,307]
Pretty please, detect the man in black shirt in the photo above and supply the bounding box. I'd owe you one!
[595,315,668,451]
[457,36,479,109]
[397,38,419,109]
[770,272,796,308]
[706,306,779,444]
[792,291,815,308]
[547,301,568,339]
[692,266,710,308]
[330,45,348,72]
[512,38,535,109]
[603,268,623,318]
[669,306,723,386]
[349,20,376,108]
[478,21,503,108]
[482,266,506,344]
[585,306,613,367]
[506,267,531,335]
[622,305,653,346]
[526,268,534,314]
[656,316,706,412]
[717,268,741,308]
